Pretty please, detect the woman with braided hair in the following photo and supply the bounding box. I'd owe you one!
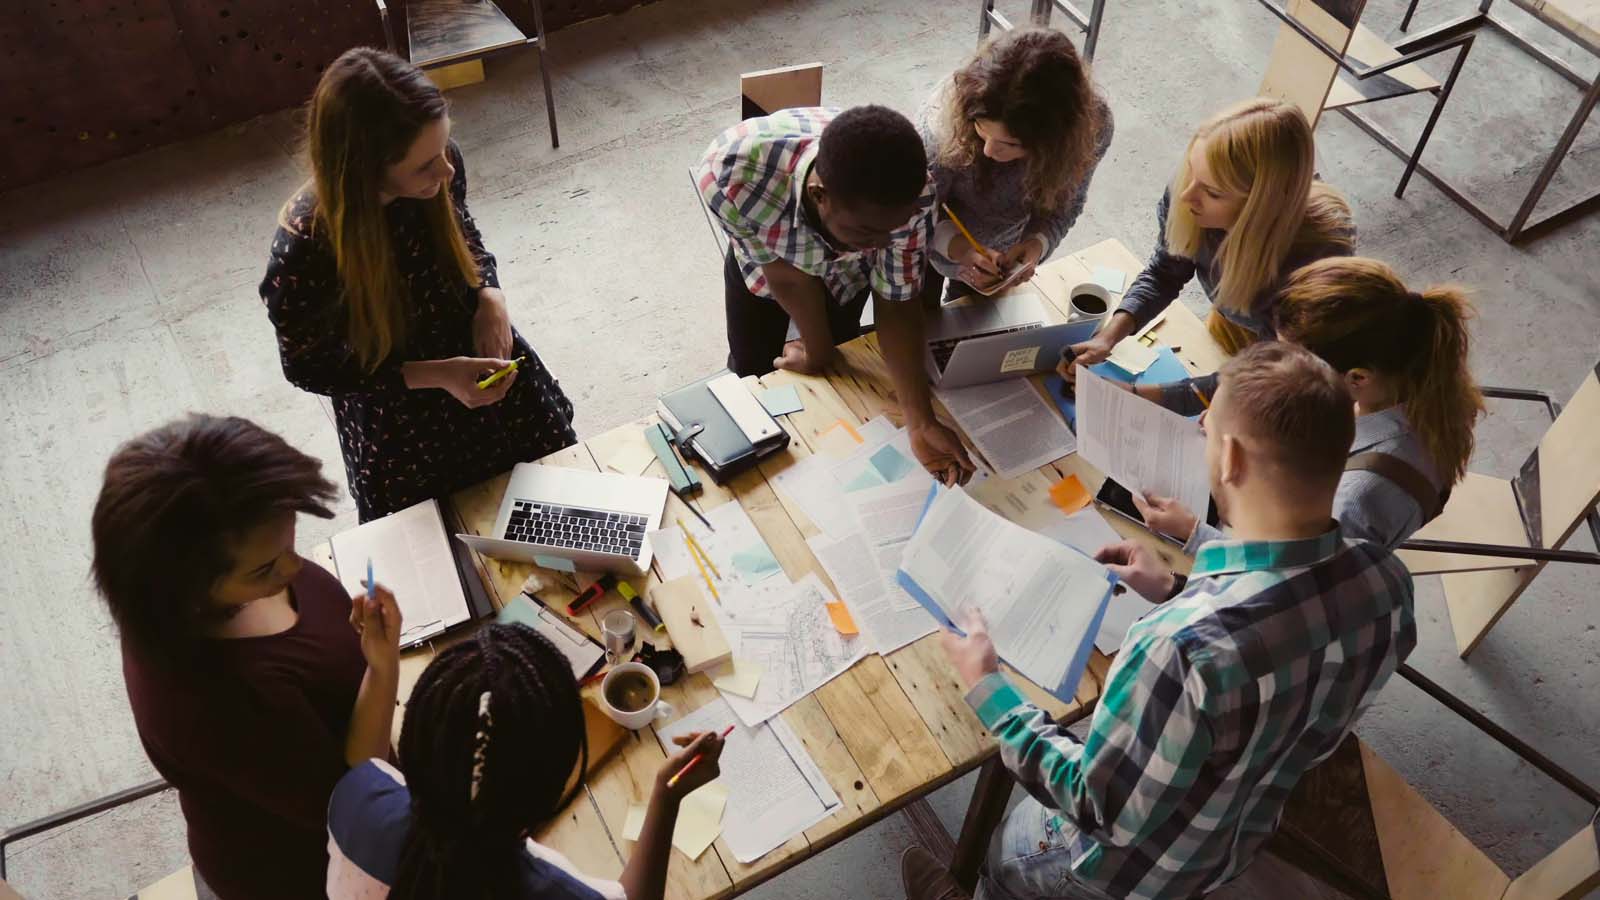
[326,623,724,899]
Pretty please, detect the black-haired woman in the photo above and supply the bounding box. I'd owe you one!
[327,624,724,900]
[94,415,403,900]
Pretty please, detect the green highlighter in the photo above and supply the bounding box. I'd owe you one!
[617,581,665,633]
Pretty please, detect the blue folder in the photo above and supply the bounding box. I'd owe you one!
[1045,345,1194,430]
[895,484,1115,705]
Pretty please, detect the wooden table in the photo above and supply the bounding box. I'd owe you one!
[323,238,1223,899]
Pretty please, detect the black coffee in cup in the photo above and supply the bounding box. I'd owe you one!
[1071,291,1108,315]
[605,670,656,712]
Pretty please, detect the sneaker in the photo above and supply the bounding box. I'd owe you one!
[901,846,972,900]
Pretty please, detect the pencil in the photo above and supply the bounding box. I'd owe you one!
[666,724,737,788]
[676,518,722,580]
[940,203,994,259]
[681,498,715,533]
[678,524,720,601]
[1189,383,1212,410]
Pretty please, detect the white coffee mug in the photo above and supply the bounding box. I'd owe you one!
[599,661,675,730]
[1066,281,1113,325]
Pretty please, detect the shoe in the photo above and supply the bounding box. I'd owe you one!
[901,846,972,900]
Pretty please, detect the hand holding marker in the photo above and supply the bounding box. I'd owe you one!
[477,356,525,390]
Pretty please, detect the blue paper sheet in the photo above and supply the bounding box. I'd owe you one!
[1046,345,1194,430]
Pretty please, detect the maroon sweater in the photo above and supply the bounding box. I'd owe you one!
[122,562,366,900]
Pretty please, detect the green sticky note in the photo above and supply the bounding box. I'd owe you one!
[868,445,916,483]
[758,385,804,416]
[534,554,577,573]
[843,468,886,492]
[497,595,542,628]
[731,544,782,583]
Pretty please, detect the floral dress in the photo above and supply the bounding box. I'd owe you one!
[261,143,576,521]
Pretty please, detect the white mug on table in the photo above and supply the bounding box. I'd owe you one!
[599,661,675,730]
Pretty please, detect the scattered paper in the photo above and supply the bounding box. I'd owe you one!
[815,420,865,460]
[1038,508,1142,654]
[712,659,765,698]
[808,533,938,655]
[759,385,805,416]
[731,544,783,584]
[603,432,658,477]
[1092,265,1127,293]
[715,574,869,726]
[1044,344,1193,430]
[1106,337,1159,376]
[672,782,728,860]
[651,502,776,590]
[658,697,842,863]
[869,444,917,482]
[622,804,648,842]
[533,554,577,573]
[1076,367,1211,520]
[1049,474,1092,514]
[772,453,861,537]
[935,379,1076,479]
[825,601,859,635]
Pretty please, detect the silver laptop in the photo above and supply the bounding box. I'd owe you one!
[455,463,670,575]
[926,293,1102,388]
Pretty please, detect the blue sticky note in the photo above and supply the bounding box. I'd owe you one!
[533,554,577,573]
[844,467,887,493]
[497,595,542,628]
[732,544,782,583]
[759,385,804,416]
[868,444,917,483]
[1049,346,1196,430]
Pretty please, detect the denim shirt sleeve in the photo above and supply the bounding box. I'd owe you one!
[1116,188,1197,331]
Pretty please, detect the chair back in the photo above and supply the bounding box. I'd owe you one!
[740,63,823,120]
[1501,814,1600,900]
[1258,0,1368,127]
[1514,363,1600,551]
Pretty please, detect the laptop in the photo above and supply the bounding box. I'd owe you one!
[455,463,670,576]
[926,293,1103,389]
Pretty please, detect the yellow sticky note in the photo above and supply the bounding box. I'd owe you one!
[621,803,648,842]
[1049,474,1092,514]
[815,419,865,460]
[825,601,860,635]
[605,439,657,477]
[1107,337,1159,375]
[671,782,728,860]
[712,659,765,699]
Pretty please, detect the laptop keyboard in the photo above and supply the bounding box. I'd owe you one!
[930,323,1042,374]
[503,500,646,558]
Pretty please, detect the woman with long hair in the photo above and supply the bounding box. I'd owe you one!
[1063,97,1353,371]
[1130,257,1484,551]
[262,47,576,522]
[327,623,724,899]
[96,415,402,899]
[919,27,1112,298]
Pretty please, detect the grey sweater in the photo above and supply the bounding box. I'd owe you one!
[918,85,1114,278]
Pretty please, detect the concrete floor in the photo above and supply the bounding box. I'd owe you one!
[2,0,1597,896]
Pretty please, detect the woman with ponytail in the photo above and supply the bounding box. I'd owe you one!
[262,48,576,522]
[1130,256,1484,552]
[327,623,724,900]
[1060,97,1353,378]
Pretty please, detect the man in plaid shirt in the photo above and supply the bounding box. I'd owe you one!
[695,105,975,485]
[914,343,1416,900]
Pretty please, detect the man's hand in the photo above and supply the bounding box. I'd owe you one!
[774,339,827,375]
[1094,540,1176,603]
[910,420,975,486]
[1131,492,1198,542]
[941,610,999,690]
[473,288,513,359]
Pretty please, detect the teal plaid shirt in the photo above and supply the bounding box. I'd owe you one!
[967,526,1415,899]
[693,107,934,304]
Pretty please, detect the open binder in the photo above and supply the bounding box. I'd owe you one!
[657,370,790,484]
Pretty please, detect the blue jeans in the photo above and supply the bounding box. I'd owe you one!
[976,796,1116,900]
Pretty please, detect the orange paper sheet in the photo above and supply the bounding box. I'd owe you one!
[825,601,860,635]
[1049,474,1092,514]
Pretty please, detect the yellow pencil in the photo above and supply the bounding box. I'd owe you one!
[476,356,525,390]
[940,202,996,259]
[1190,383,1211,409]
[684,534,719,601]
[676,517,722,580]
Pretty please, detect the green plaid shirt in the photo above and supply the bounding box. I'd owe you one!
[967,526,1416,899]
[693,107,934,303]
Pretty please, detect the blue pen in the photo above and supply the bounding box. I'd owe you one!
[366,558,375,603]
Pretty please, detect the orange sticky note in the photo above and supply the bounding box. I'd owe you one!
[825,601,860,635]
[1049,475,1092,514]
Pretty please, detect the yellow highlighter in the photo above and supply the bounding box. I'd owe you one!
[476,356,525,390]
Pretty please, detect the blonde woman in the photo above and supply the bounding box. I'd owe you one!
[919,27,1113,299]
[261,48,575,521]
[1064,97,1353,371]
[1133,257,1484,552]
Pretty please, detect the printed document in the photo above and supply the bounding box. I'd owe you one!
[935,379,1076,479]
[1039,509,1148,654]
[1075,366,1210,518]
[714,574,869,726]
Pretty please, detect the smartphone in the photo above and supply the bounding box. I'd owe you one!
[1095,478,1219,546]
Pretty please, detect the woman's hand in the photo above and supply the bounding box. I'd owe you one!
[1131,492,1198,542]
[952,236,1004,292]
[350,583,403,678]
[996,238,1044,284]
[658,731,726,801]
[473,288,514,359]
[406,357,518,408]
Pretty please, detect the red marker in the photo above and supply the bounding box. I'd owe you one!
[568,573,618,615]
[666,724,735,788]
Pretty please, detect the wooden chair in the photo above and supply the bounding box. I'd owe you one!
[1254,0,1475,201]
[377,0,559,147]
[691,63,825,260]
[976,0,1108,61]
[1394,366,1600,658]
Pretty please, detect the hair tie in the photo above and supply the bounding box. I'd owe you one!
[469,690,493,802]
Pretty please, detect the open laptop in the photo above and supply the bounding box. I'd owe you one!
[455,463,670,575]
[926,293,1102,389]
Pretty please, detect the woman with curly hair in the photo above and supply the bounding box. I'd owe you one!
[918,27,1113,299]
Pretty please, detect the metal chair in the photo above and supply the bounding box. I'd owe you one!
[0,779,174,886]
[377,0,559,148]
[977,0,1108,62]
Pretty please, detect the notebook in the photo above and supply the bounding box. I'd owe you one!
[658,370,790,483]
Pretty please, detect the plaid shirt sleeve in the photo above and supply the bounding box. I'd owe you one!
[869,182,935,301]
[966,630,1215,848]
[694,130,782,268]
